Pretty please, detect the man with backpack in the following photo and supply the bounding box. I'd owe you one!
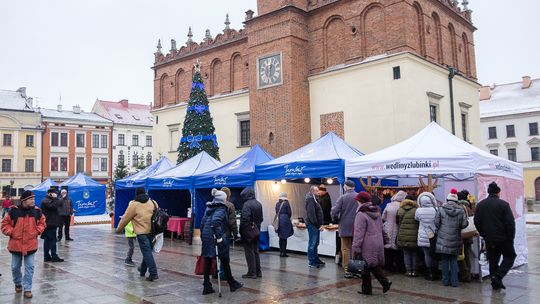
[1,190,46,299]
[116,188,161,281]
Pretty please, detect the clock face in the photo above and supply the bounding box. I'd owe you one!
[258,53,282,88]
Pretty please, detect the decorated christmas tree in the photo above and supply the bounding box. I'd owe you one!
[177,60,220,163]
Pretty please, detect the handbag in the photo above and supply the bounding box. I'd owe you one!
[426,226,441,260]
[461,208,478,239]
[272,201,285,232]
[348,258,368,275]
[194,256,217,275]
[242,222,260,243]
[457,245,465,261]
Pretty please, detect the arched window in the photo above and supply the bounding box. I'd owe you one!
[432,12,443,64]
[413,2,426,56]
[175,68,185,103]
[231,53,244,91]
[448,23,458,68]
[462,33,471,76]
[159,73,169,106]
[323,16,348,68]
[210,59,223,96]
[362,4,386,58]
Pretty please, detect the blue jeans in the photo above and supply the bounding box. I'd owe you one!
[441,254,458,286]
[307,224,320,266]
[137,234,158,277]
[403,248,418,272]
[12,253,35,291]
[43,228,57,259]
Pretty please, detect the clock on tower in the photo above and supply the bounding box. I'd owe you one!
[257,53,283,89]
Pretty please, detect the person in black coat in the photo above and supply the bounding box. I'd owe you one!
[318,185,332,225]
[200,189,243,295]
[240,187,263,279]
[40,188,64,262]
[306,185,325,268]
[474,182,516,290]
[275,192,293,257]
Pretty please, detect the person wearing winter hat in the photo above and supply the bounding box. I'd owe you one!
[116,187,159,281]
[396,195,420,276]
[2,190,46,299]
[435,188,468,287]
[457,189,474,282]
[215,187,239,280]
[200,189,243,295]
[275,192,293,257]
[331,180,358,277]
[414,192,439,281]
[474,182,516,290]
[382,190,407,273]
[41,188,65,263]
[57,189,74,241]
[240,187,263,278]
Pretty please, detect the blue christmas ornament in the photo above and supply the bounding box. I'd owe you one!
[187,105,209,114]
[191,82,205,90]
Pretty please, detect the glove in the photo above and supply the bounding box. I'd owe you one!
[215,238,223,244]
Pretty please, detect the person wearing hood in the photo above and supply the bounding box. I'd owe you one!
[474,182,516,290]
[239,187,263,279]
[414,192,439,280]
[41,188,64,263]
[457,189,474,283]
[352,191,392,295]
[306,185,325,268]
[200,189,243,295]
[396,196,420,276]
[275,192,293,257]
[116,188,159,281]
[217,187,239,280]
[318,185,332,225]
[331,180,358,277]
[381,190,407,273]
[435,189,468,287]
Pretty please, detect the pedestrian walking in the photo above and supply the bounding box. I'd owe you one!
[1,190,46,299]
[275,192,293,257]
[41,188,65,262]
[57,189,74,241]
[200,189,243,295]
[331,180,358,278]
[382,190,407,273]
[306,185,325,268]
[116,188,159,281]
[239,187,263,279]
[414,192,439,280]
[352,191,392,295]
[123,219,136,267]
[2,193,13,218]
[474,182,516,290]
[217,187,239,279]
[396,196,420,276]
[435,189,468,287]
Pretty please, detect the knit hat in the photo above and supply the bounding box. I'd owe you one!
[344,180,355,188]
[392,190,407,202]
[355,191,371,203]
[211,188,227,202]
[488,182,501,194]
[278,192,288,200]
[318,184,327,191]
[47,188,56,194]
[457,190,469,201]
[135,187,145,195]
[221,187,231,200]
[20,190,35,202]
[61,189,67,194]
[447,188,459,202]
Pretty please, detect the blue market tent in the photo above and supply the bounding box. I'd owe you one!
[147,152,222,226]
[192,145,273,234]
[60,173,106,216]
[114,156,174,228]
[32,179,58,207]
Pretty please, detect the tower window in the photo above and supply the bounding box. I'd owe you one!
[393,66,401,80]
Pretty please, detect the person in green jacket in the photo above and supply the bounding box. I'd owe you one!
[396,197,420,277]
[124,220,136,267]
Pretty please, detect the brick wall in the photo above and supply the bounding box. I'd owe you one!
[320,112,344,138]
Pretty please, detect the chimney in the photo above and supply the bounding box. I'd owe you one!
[522,76,532,89]
[119,99,129,107]
[57,104,62,112]
[73,105,81,114]
[479,86,491,101]
[16,87,27,98]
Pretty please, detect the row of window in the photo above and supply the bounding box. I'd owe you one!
[0,159,34,172]
[489,147,540,162]
[488,123,538,139]
[51,132,109,148]
[1,134,34,147]
[118,152,153,167]
[117,134,152,147]
[50,156,108,172]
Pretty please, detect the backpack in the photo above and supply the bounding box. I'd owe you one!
[151,200,169,234]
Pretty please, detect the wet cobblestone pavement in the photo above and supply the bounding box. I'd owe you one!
[1,224,539,303]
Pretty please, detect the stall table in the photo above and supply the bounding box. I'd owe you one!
[268,224,338,257]
[167,217,190,240]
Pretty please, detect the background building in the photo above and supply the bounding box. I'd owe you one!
[152,0,480,164]
[40,105,113,184]
[92,99,153,174]
[0,87,42,196]
[480,76,540,200]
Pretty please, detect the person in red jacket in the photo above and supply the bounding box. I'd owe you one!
[2,193,13,218]
[1,190,46,299]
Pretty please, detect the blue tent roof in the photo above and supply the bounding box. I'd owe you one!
[115,156,174,189]
[194,144,273,188]
[60,173,105,189]
[255,132,364,183]
[31,178,58,192]
[147,151,222,190]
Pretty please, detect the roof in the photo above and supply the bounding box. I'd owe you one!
[95,99,152,126]
[345,122,523,180]
[115,157,174,189]
[480,78,540,118]
[60,173,105,188]
[0,88,35,112]
[40,107,112,124]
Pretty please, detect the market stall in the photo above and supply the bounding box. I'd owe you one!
[32,178,58,207]
[60,173,106,216]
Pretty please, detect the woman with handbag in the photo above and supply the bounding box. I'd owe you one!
[414,192,439,281]
[352,192,392,295]
[240,187,263,279]
[457,190,475,282]
[274,193,293,257]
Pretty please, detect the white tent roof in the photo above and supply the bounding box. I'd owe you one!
[345,122,523,180]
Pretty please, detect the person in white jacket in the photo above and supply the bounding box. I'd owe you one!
[415,192,439,281]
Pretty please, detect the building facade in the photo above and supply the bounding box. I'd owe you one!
[92,99,153,174]
[0,88,42,196]
[480,76,540,200]
[41,105,113,184]
[152,0,480,164]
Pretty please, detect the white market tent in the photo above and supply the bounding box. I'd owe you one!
[346,122,527,272]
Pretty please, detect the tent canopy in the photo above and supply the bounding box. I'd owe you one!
[32,178,58,207]
[345,122,523,180]
[147,151,222,190]
[60,173,105,188]
[194,144,273,189]
[60,173,106,216]
[256,132,364,183]
[115,156,174,189]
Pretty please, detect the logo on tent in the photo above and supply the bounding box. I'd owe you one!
[377,160,440,171]
[126,181,134,187]
[214,176,228,186]
[284,165,306,176]
[83,191,90,199]
[489,162,513,173]
[163,179,174,188]
[76,200,97,209]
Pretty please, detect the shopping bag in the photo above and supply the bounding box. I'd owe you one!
[153,233,164,253]
[194,256,217,275]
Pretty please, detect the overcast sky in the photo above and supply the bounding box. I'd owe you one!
[1,0,538,110]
